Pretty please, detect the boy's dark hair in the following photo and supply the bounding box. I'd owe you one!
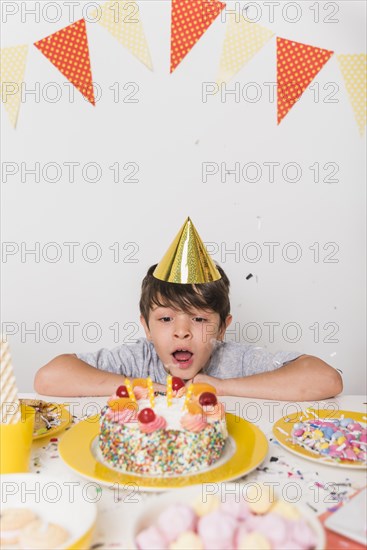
[139,264,231,328]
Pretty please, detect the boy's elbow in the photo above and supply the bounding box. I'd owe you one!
[34,354,73,395]
[34,366,51,394]
[331,368,343,397]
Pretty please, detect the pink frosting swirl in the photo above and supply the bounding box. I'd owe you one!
[133,386,149,400]
[139,415,167,434]
[181,413,208,432]
[106,407,138,424]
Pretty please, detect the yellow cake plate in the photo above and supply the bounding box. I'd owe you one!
[59,413,268,490]
[273,408,366,469]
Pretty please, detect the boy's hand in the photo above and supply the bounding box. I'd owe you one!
[191,373,224,395]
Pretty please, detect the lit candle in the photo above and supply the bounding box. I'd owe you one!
[166,375,173,407]
[124,378,137,403]
[147,377,155,408]
[184,383,194,410]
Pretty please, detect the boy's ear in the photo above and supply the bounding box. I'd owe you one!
[140,315,152,340]
[218,314,232,340]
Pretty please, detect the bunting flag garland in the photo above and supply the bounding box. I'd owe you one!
[0,44,28,128]
[337,54,367,136]
[2,7,365,132]
[217,14,274,84]
[34,19,95,105]
[277,37,334,124]
[91,0,152,70]
[171,0,226,73]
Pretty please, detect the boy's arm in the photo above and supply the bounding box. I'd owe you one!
[193,355,343,401]
[34,355,166,397]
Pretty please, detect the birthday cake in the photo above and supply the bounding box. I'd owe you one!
[99,377,228,476]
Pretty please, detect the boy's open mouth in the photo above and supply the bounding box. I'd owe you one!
[172,349,193,368]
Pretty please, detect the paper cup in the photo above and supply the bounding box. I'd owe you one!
[0,404,35,473]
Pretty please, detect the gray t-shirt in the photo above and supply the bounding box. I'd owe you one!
[76,338,302,384]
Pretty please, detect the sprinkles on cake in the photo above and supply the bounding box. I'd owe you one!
[98,377,228,476]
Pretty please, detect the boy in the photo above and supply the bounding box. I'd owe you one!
[35,219,342,399]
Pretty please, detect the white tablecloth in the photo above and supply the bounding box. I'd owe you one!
[18,394,367,548]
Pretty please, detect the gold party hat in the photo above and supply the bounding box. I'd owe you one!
[153,218,221,284]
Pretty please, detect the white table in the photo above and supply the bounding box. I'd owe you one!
[20,394,367,548]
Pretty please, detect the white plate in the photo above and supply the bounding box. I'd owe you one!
[324,488,367,546]
[0,474,97,549]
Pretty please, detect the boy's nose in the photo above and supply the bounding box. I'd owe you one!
[173,320,192,339]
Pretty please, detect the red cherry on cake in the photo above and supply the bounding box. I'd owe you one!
[116,385,129,398]
[199,392,218,406]
[172,377,185,391]
[138,408,156,424]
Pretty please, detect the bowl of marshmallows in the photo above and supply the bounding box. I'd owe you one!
[133,483,325,550]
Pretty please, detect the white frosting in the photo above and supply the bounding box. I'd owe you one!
[126,397,185,430]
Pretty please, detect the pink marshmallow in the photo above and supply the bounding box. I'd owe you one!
[243,513,262,530]
[220,494,251,520]
[157,504,196,543]
[234,523,249,548]
[254,513,288,546]
[136,525,168,550]
[198,510,238,550]
[290,519,317,549]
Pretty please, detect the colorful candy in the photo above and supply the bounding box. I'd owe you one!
[291,415,366,463]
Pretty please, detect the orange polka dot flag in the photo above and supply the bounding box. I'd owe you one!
[171,0,226,73]
[34,19,95,105]
[277,37,334,124]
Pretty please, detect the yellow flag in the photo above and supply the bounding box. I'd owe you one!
[217,14,274,84]
[92,0,152,69]
[0,45,28,128]
[337,54,367,136]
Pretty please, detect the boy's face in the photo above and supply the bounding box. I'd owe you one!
[141,305,232,380]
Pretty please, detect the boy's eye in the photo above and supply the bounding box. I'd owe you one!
[159,317,172,323]
[193,317,207,323]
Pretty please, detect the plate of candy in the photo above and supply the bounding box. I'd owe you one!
[273,408,366,468]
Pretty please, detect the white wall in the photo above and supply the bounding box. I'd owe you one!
[2,1,366,394]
